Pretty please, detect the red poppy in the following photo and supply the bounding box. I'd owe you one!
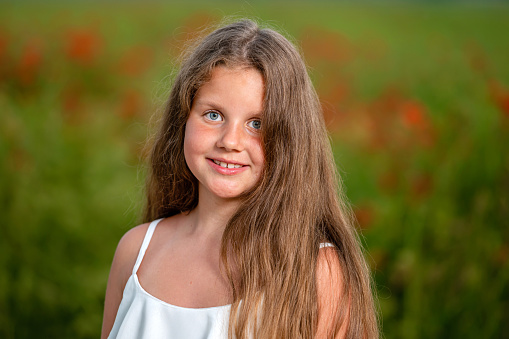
[118,45,153,77]
[0,31,8,64]
[65,29,102,65]
[488,80,509,118]
[118,89,142,120]
[410,173,433,200]
[17,39,43,86]
[400,100,426,128]
[354,204,374,230]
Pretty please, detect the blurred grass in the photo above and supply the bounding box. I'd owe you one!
[1,2,508,338]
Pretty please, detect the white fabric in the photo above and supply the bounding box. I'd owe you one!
[108,218,336,338]
[108,218,231,339]
[319,242,334,249]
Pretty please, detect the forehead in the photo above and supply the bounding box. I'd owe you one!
[193,66,265,114]
[204,65,264,89]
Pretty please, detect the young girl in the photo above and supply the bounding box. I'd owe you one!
[101,19,378,339]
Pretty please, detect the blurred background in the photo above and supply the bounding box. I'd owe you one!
[1,1,508,338]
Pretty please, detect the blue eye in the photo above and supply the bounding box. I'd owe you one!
[248,119,261,130]
[205,111,222,121]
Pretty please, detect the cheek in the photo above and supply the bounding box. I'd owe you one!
[252,140,265,175]
[183,123,197,169]
[183,119,213,168]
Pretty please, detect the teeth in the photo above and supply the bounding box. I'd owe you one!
[213,160,242,168]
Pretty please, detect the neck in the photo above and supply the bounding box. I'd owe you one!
[186,188,241,243]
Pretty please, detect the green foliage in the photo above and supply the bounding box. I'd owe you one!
[0,2,508,338]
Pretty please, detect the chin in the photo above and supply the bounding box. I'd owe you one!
[212,190,244,200]
[208,184,249,200]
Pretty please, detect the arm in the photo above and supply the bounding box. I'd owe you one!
[100,223,149,339]
[316,247,349,339]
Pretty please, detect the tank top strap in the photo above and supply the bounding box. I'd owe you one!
[132,218,164,275]
[319,242,335,249]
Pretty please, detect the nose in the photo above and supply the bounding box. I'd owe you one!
[217,122,244,152]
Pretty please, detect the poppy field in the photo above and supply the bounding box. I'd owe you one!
[1,2,508,338]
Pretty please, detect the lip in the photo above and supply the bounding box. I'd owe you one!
[207,158,249,175]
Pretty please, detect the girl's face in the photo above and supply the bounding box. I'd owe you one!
[184,66,265,202]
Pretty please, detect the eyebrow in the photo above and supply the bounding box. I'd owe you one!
[193,99,263,116]
[193,99,225,112]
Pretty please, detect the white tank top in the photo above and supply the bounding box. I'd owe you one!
[107,218,335,338]
[107,218,231,339]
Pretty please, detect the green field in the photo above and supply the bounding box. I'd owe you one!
[1,2,508,338]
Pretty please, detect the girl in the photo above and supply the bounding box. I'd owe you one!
[101,19,378,339]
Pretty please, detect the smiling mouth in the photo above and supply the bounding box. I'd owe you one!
[212,159,243,169]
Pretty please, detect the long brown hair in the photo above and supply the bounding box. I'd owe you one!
[144,19,378,338]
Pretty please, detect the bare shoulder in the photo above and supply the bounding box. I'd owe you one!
[101,223,150,339]
[113,217,182,276]
[113,223,151,281]
[117,223,151,256]
[316,246,343,294]
[316,246,348,338]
